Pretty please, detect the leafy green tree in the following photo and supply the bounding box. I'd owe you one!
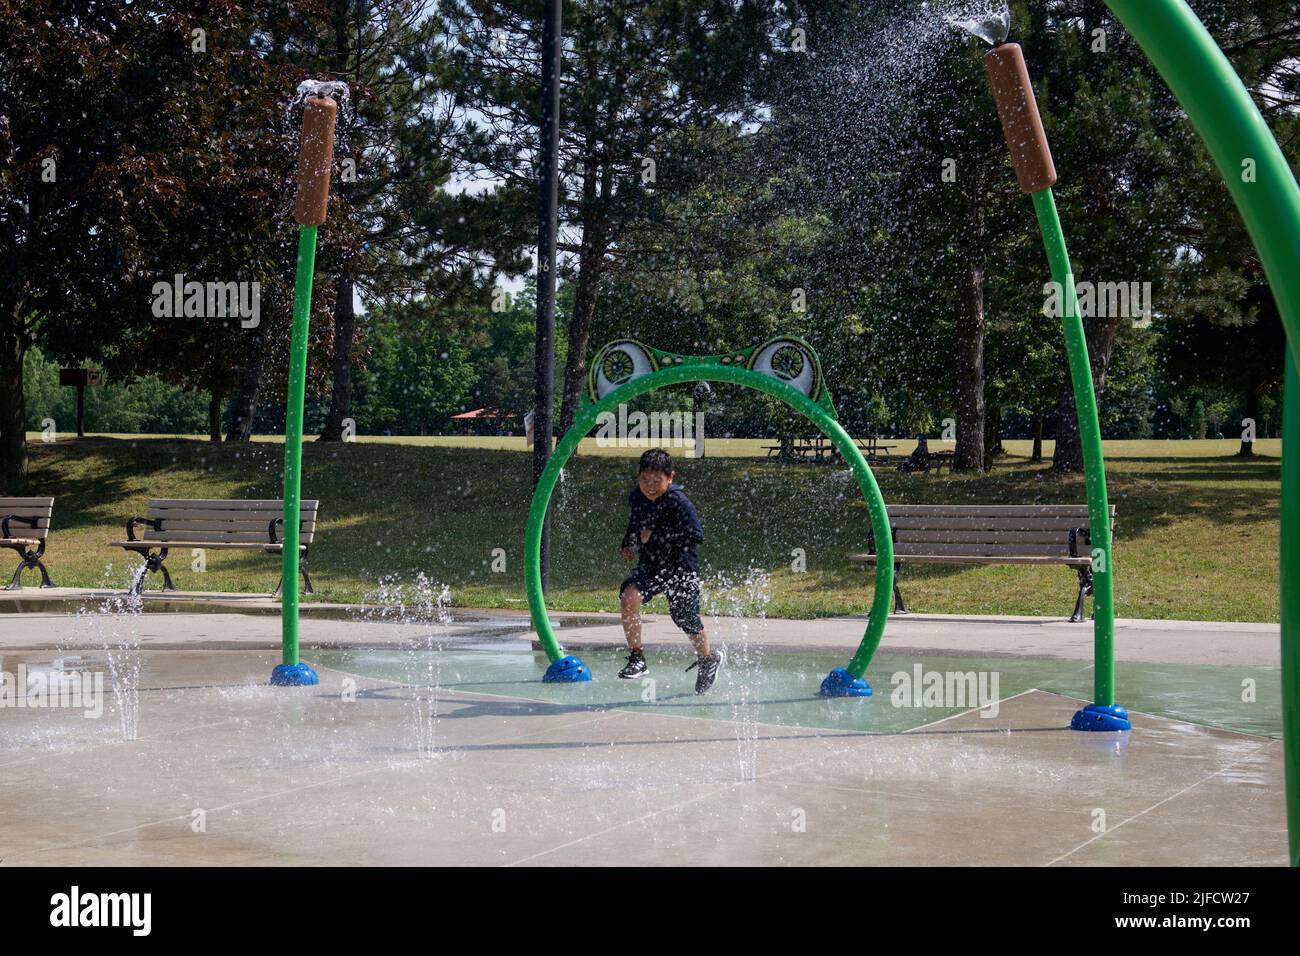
[287,0,532,443]
[351,300,478,434]
[440,0,775,438]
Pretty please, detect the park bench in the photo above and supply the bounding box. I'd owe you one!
[850,503,1116,622]
[1,497,56,590]
[111,498,319,596]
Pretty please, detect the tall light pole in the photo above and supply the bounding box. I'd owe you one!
[533,0,562,593]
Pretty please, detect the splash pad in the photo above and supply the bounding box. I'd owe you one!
[257,1,1300,864]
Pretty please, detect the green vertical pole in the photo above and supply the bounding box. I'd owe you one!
[281,225,318,668]
[1283,355,1300,867]
[1032,189,1115,707]
[272,92,337,687]
[982,41,1121,724]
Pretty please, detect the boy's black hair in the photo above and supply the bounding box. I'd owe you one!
[638,448,674,476]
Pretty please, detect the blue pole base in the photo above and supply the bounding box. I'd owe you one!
[543,655,592,683]
[1070,703,1131,732]
[819,667,873,698]
[270,662,319,686]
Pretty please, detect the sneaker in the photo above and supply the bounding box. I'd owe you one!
[618,649,648,679]
[685,651,722,694]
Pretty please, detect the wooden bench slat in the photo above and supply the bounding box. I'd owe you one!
[147,507,317,520]
[852,553,1092,567]
[150,498,319,511]
[112,540,303,551]
[129,531,316,544]
[896,529,1080,545]
[884,504,1115,517]
[888,515,1113,532]
[0,497,55,508]
[140,517,317,532]
[895,542,1076,557]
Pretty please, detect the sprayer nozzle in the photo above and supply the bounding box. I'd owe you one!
[983,43,1057,194]
[294,96,339,227]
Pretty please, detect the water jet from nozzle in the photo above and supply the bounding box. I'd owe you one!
[951,5,1010,46]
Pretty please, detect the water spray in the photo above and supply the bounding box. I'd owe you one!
[979,36,1126,731]
[272,89,342,688]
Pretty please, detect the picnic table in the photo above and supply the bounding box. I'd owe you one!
[765,435,839,462]
[856,435,896,459]
[897,448,955,475]
[764,435,897,463]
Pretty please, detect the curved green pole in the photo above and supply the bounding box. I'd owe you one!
[525,364,894,678]
[281,225,318,667]
[1032,189,1115,706]
[1104,0,1300,869]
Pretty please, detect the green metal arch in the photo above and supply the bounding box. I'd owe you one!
[525,361,894,679]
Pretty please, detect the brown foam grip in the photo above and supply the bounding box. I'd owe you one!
[295,96,338,226]
[983,43,1057,194]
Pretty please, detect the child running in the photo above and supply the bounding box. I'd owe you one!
[617,448,721,693]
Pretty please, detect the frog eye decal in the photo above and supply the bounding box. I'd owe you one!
[591,340,658,400]
[748,337,820,398]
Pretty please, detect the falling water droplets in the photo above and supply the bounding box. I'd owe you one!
[72,570,145,741]
[363,573,452,759]
[702,567,772,783]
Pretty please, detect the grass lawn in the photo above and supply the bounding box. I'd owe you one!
[14,435,1282,623]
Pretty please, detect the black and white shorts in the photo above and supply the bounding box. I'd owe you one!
[620,566,703,635]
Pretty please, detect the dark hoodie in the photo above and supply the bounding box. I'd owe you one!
[622,482,704,574]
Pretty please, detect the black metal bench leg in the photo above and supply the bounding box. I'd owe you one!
[892,562,909,614]
[6,550,57,590]
[1070,567,1093,623]
[273,569,315,598]
[131,550,176,595]
[33,554,55,588]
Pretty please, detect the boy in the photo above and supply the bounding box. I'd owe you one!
[617,448,721,693]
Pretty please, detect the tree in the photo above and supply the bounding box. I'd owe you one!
[281,0,532,443]
[0,1,330,481]
[1033,0,1298,468]
[351,299,478,434]
[441,0,775,438]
